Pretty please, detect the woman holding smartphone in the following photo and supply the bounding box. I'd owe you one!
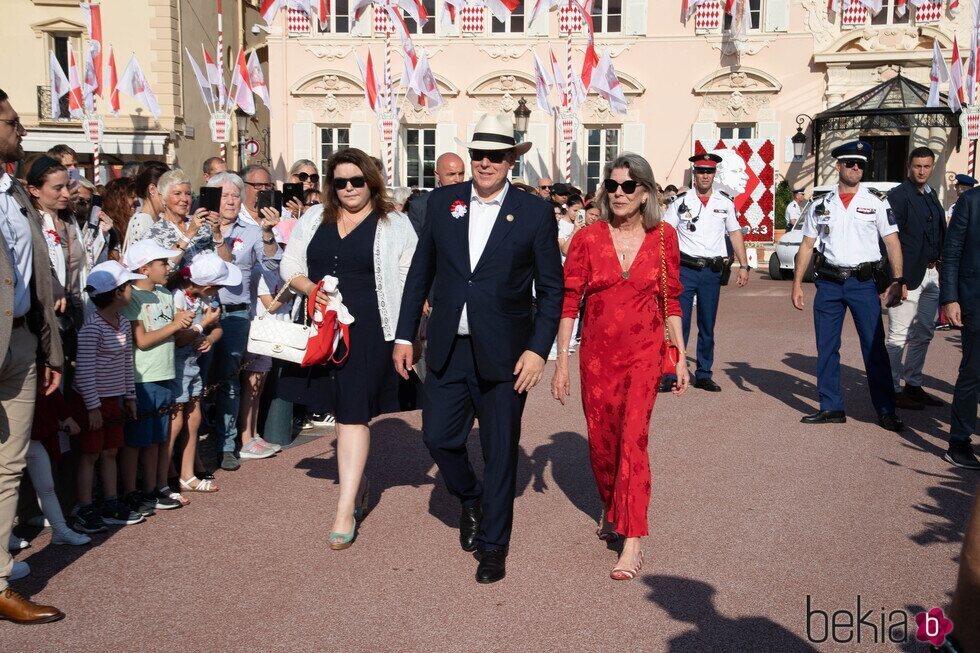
[145,169,231,268]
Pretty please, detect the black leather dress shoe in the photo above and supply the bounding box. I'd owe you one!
[904,384,945,407]
[459,505,482,552]
[877,413,905,432]
[475,551,506,584]
[800,410,847,424]
[693,378,721,392]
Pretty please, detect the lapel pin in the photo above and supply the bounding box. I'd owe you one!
[506,214,514,222]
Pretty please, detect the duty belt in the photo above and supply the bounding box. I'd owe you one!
[680,252,727,272]
[815,260,877,282]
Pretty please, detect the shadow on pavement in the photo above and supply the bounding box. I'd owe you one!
[908,467,978,549]
[529,431,601,524]
[12,525,117,600]
[645,575,819,652]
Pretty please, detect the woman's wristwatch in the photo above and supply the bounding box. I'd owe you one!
[739,265,750,270]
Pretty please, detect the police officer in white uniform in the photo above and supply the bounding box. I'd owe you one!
[791,140,906,431]
[663,152,750,392]
[785,188,806,228]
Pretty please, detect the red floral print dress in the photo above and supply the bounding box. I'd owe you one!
[561,221,683,537]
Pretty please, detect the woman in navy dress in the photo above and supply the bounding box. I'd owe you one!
[279,148,418,549]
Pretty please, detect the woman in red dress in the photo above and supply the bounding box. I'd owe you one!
[551,153,689,580]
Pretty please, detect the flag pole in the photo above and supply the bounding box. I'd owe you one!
[217,0,226,161]
[384,28,395,187]
[564,5,573,184]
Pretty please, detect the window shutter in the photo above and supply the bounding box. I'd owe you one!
[623,123,645,155]
[293,122,314,163]
[350,122,373,153]
[763,0,789,32]
[624,0,647,36]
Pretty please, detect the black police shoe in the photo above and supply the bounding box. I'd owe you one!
[693,378,721,392]
[943,443,980,470]
[877,413,905,432]
[800,410,846,424]
[475,550,506,584]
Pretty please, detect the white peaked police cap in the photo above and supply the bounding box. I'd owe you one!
[85,261,146,296]
[124,240,181,270]
[185,251,243,287]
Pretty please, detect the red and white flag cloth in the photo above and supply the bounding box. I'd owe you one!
[67,49,85,119]
[247,50,270,108]
[568,68,588,112]
[532,50,554,114]
[399,0,429,26]
[315,0,331,28]
[286,0,310,14]
[728,0,752,55]
[950,35,966,112]
[409,49,443,110]
[574,0,600,89]
[48,52,71,120]
[260,0,285,24]
[951,0,961,16]
[203,46,222,88]
[185,47,216,111]
[441,0,465,28]
[118,54,161,118]
[967,23,979,105]
[355,51,380,112]
[475,0,521,23]
[549,47,567,106]
[231,47,255,115]
[79,2,104,96]
[83,46,99,112]
[351,0,373,23]
[529,0,560,24]
[589,49,627,115]
[682,0,709,22]
[827,0,852,12]
[857,0,883,13]
[105,46,119,115]
[928,38,950,107]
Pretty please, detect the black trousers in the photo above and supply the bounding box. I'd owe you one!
[951,311,980,445]
[422,336,526,552]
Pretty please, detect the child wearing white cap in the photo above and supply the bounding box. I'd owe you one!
[72,261,148,533]
[167,252,242,495]
[120,241,196,515]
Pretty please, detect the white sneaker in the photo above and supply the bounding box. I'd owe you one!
[10,561,30,581]
[239,439,276,459]
[50,527,92,546]
[310,413,335,427]
[253,435,282,453]
[7,534,29,552]
[27,516,51,528]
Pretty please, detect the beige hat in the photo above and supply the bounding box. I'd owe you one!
[457,113,533,156]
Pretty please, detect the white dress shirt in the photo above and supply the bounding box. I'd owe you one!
[785,201,803,227]
[0,173,35,318]
[663,189,741,258]
[458,183,508,335]
[802,183,898,267]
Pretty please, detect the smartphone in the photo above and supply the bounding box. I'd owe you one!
[91,195,103,209]
[258,189,283,214]
[199,186,222,213]
[282,182,304,209]
[68,169,82,187]
[88,195,104,226]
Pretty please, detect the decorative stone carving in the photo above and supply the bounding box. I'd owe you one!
[693,67,781,96]
[872,65,902,83]
[705,92,769,121]
[801,0,838,50]
[478,45,532,62]
[303,45,355,61]
[302,95,359,117]
[710,36,775,57]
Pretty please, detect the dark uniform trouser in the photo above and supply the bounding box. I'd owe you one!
[813,277,895,414]
[422,336,526,553]
[950,309,980,445]
[679,265,722,381]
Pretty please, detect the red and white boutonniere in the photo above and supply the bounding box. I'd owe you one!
[44,229,60,247]
[450,200,468,219]
[231,238,244,253]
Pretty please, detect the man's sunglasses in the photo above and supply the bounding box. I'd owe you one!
[840,160,866,170]
[333,176,367,190]
[469,149,508,164]
[693,167,716,175]
[603,179,639,194]
[295,172,320,183]
[538,185,552,191]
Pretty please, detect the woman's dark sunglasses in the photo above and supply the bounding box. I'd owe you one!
[469,149,508,164]
[332,176,367,190]
[603,179,639,194]
[295,172,320,183]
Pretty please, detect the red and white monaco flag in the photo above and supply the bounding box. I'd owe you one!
[118,54,161,118]
[409,49,443,110]
[315,0,331,28]
[481,0,522,23]
[928,38,950,108]
[951,0,961,16]
[247,50,270,109]
[950,36,966,112]
[441,0,465,28]
[355,51,380,112]
[185,47,216,110]
[589,48,627,115]
[231,47,256,115]
[83,46,99,112]
[79,2,103,96]
[48,52,71,120]
[682,0,709,21]
[529,0,560,24]
[260,0,285,24]
[67,49,85,119]
[105,46,119,115]
[532,50,554,114]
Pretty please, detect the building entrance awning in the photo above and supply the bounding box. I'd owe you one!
[22,128,170,158]
[813,75,960,160]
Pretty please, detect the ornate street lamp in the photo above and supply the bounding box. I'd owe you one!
[792,114,813,162]
[514,97,531,134]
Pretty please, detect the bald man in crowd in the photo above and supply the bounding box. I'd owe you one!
[408,152,465,234]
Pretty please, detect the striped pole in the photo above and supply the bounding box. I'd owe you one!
[971,139,977,177]
[93,141,101,185]
[384,31,395,186]
[217,0,225,161]
[564,29,573,183]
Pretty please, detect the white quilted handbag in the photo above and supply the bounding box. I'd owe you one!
[246,275,314,364]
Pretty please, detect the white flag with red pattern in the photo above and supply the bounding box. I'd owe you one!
[950,35,966,112]
[260,0,285,23]
[118,54,160,118]
[49,52,71,120]
[67,49,85,119]
[105,46,119,115]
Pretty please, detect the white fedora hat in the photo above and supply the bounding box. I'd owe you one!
[457,113,533,156]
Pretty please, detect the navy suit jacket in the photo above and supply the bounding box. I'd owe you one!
[941,185,980,313]
[395,181,563,382]
[887,179,946,290]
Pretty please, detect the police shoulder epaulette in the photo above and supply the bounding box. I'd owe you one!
[718,190,734,201]
[866,187,888,201]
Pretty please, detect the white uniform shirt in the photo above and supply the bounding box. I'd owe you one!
[785,201,803,227]
[0,173,35,318]
[663,190,741,258]
[802,184,898,267]
[458,183,508,336]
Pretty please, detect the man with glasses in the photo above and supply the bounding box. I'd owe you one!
[393,113,563,584]
[662,153,750,393]
[239,164,275,227]
[537,177,554,200]
[0,88,65,623]
[791,140,906,432]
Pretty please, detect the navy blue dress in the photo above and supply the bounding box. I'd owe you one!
[278,212,403,423]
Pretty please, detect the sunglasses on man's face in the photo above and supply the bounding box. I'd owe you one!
[603,179,639,195]
[332,176,367,191]
[693,167,716,175]
[469,149,508,164]
[295,172,320,183]
[538,185,552,191]
[840,160,866,170]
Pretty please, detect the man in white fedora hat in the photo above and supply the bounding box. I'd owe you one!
[394,113,563,584]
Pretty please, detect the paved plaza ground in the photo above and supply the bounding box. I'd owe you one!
[3,270,975,652]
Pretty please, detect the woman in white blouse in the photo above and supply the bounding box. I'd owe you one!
[279,148,417,550]
[145,169,230,267]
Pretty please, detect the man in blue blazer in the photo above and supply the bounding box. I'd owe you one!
[394,114,563,583]
[941,185,980,470]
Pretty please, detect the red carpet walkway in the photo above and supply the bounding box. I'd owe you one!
[4,272,975,652]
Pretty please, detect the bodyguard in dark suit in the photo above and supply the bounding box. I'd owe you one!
[394,114,563,583]
[941,185,980,470]
[406,152,465,235]
[885,147,947,410]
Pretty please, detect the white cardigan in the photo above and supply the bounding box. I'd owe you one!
[280,205,418,341]
[39,211,106,302]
